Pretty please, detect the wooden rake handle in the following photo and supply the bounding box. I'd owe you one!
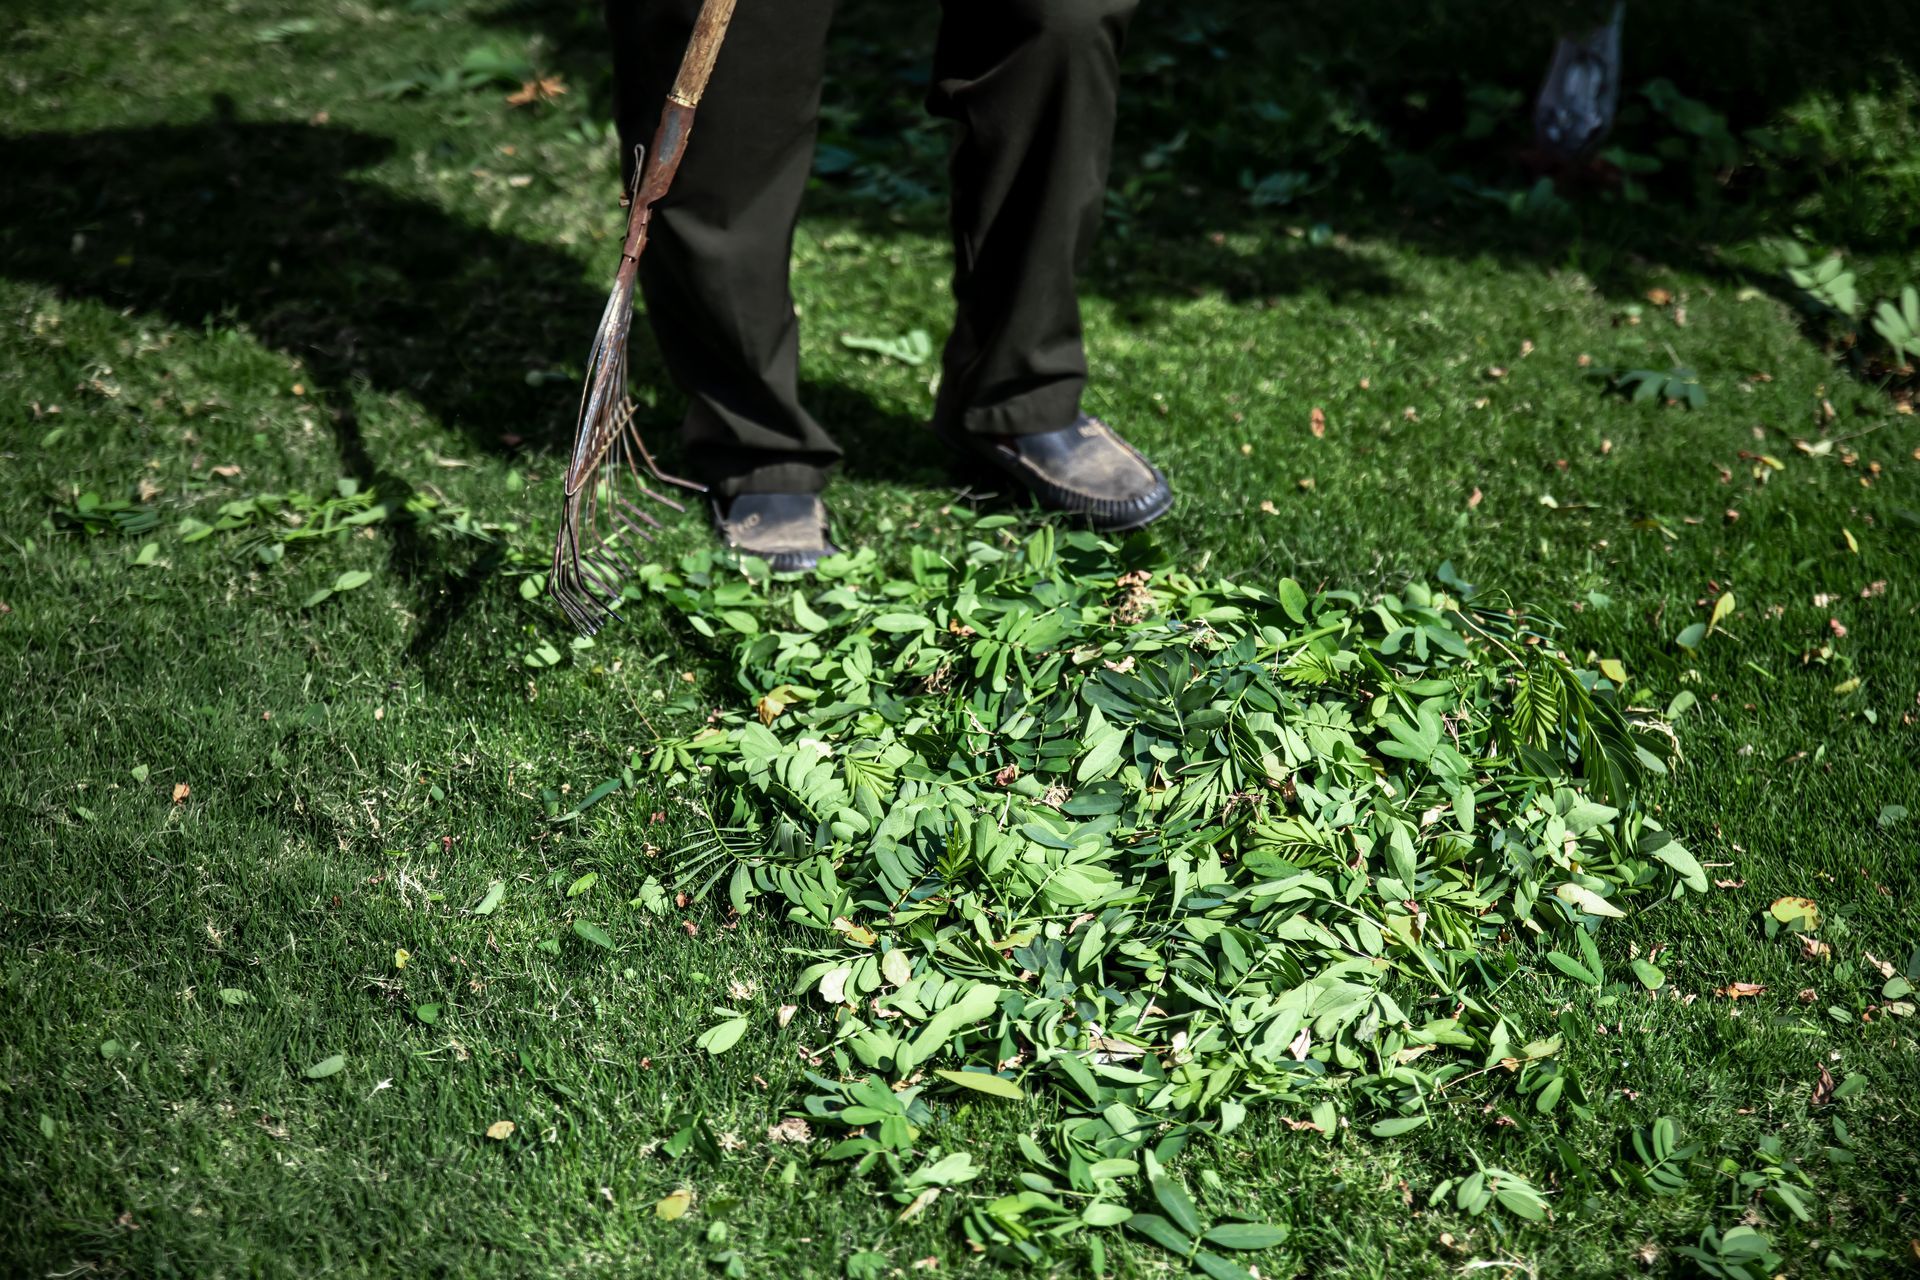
[669,0,737,107]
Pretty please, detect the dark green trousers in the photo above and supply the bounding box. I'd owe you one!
[607,0,1137,496]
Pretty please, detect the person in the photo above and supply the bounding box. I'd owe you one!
[606,0,1172,572]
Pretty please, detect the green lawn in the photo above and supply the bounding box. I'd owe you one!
[3,1,1917,1276]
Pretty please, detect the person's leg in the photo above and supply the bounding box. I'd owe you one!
[606,0,839,497]
[925,0,1169,532]
[926,0,1137,440]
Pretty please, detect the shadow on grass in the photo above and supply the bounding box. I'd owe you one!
[485,0,1917,309]
[0,106,944,650]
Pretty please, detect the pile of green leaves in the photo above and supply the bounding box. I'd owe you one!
[631,516,1701,1271]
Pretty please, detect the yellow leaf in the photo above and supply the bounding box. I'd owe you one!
[654,1188,692,1220]
[394,948,410,971]
[898,1187,941,1222]
[1598,658,1627,684]
[485,1120,515,1140]
[1833,677,1861,696]
[1842,527,1858,553]
[1770,897,1822,931]
[755,684,805,726]
[831,916,877,947]
[881,948,912,987]
[1708,592,1734,633]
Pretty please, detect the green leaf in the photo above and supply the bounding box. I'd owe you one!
[1202,1222,1290,1250]
[1545,951,1601,986]
[1630,959,1666,990]
[571,919,615,950]
[839,329,933,365]
[1144,1151,1203,1236]
[332,569,373,593]
[414,1003,442,1025]
[304,1054,346,1079]
[933,1069,1024,1100]
[1368,1116,1429,1137]
[696,1017,749,1055]
[1076,728,1125,783]
[1643,831,1707,894]
[472,881,505,915]
[791,593,830,632]
[1674,622,1707,650]
[1276,578,1308,624]
[1554,882,1625,919]
[1125,1212,1195,1257]
[1193,1253,1260,1280]
[1081,1202,1132,1227]
[567,871,598,898]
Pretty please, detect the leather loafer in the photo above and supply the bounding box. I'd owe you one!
[711,492,839,573]
[935,414,1172,531]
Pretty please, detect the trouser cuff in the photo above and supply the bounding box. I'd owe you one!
[692,449,836,498]
[941,380,1083,439]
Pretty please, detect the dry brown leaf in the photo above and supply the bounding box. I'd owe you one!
[1280,1117,1323,1132]
[1714,878,1745,889]
[485,1119,516,1140]
[1810,1064,1837,1106]
[1717,982,1767,999]
[767,1116,812,1144]
[1863,953,1896,979]
[1467,487,1483,509]
[171,782,190,804]
[506,75,568,107]
[1646,287,1673,306]
[1309,406,1326,438]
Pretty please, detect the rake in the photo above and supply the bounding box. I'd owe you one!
[550,0,737,635]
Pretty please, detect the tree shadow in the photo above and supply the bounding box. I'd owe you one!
[480,0,1916,313]
[0,107,929,656]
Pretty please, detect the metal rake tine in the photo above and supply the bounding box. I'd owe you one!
[554,585,601,636]
[629,433,705,495]
[616,497,666,532]
[618,443,690,513]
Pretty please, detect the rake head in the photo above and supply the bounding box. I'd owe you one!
[548,0,735,635]
[550,137,706,635]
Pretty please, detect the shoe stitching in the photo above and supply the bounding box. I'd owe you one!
[1004,422,1157,495]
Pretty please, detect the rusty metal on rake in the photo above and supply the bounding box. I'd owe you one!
[550,0,737,635]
